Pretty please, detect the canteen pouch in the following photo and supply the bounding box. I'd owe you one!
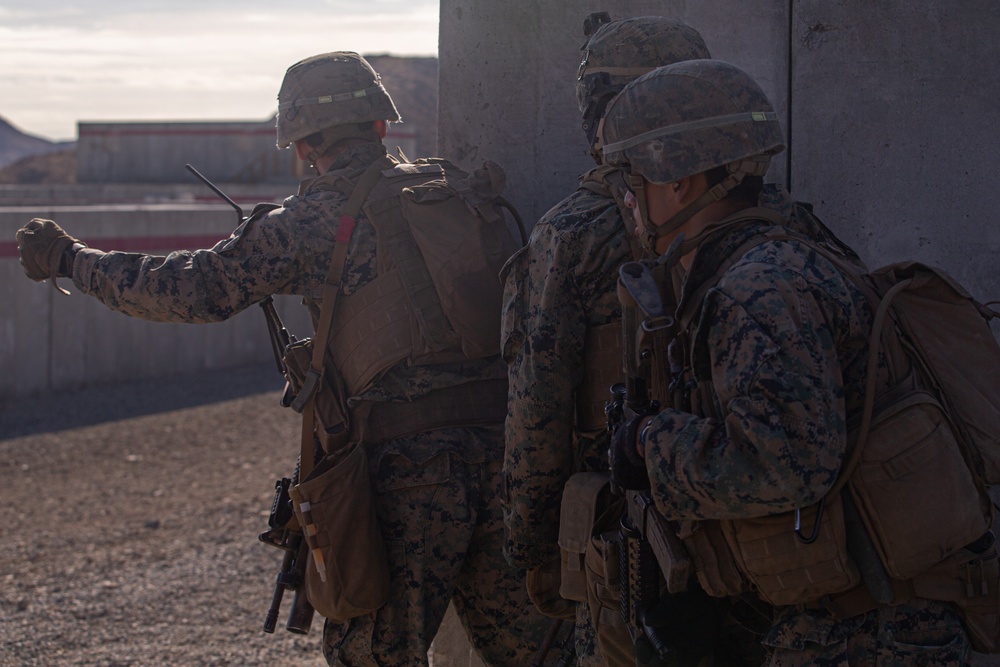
[288,442,389,621]
[584,498,628,630]
[558,472,612,602]
[722,491,860,606]
[847,390,992,581]
[282,338,352,451]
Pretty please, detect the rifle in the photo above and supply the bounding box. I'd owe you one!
[259,477,315,634]
[607,255,692,661]
[185,164,314,633]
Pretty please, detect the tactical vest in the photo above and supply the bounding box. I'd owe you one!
[285,154,523,449]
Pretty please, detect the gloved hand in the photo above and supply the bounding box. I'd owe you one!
[15,218,85,295]
[609,415,650,490]
[525,557,576,621]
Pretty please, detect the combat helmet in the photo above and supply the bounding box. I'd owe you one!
[576,13,710,153]
[275,51,401,151]
[601,59,785,252]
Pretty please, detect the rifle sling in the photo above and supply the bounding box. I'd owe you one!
[298,155,396,480]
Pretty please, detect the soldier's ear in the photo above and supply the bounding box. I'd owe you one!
[293,139,311,162]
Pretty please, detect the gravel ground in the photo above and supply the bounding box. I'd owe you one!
[1,364,331,667]
[2,364,996,667]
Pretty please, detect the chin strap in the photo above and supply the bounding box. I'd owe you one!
[636,156,772,255]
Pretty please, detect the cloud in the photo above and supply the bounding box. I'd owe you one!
[0,1,438,140]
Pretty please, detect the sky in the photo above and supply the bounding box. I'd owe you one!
[0,0,439,142]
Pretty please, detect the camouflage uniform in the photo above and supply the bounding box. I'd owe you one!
[501,15,716,666]
[501,168,632,665]
[599,59,974,666]
[501,179,816,667]
[639,218,972,666]
[68,141,549,666]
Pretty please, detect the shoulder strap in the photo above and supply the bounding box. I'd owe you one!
[296,155,396,478]
[676,207,788,331]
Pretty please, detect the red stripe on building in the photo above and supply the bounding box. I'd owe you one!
[79,127,275,137]
[0,235,229,259]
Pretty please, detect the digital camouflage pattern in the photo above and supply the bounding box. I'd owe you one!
[639,216,972,663]
[576,16,710,148]
[767,598,970,666]
[68,141,548,665]
[324,434,551,666]
[500,170,631,571]
[501,168,632,666]
[499,183,840,569]
[601,60,784,185]
[71,142,506,412]
[501,165,828,666]
[576,16,710,114]
[275,51,400,149]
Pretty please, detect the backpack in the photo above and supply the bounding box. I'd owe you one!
[688,209,1000,651]
[266,155,525,624]
[279,154,525,445]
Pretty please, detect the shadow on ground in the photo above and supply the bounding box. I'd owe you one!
[0,363,285,440]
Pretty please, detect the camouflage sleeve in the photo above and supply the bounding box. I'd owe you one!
[500,222,587,569]
[70,202,333,323]
[643,250,851,520]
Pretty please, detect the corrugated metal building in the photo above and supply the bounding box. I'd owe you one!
[76,118,417,185]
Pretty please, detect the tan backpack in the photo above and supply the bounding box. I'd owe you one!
[688,211,1000,652]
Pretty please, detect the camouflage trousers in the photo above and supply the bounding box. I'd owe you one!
[323,429,551,667]
[765,598,972,666]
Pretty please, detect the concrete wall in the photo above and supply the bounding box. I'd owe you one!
[1,206,312,400]
[438,0,1000,304]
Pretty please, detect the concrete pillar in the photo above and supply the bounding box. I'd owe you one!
[438,0,789,226]
[438,0,1000,303]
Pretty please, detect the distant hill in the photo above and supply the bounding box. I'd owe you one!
[0,116,75,171]
[0,148,77,184]
[0,56,437,186]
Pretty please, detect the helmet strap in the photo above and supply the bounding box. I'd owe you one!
[637,156,770,255]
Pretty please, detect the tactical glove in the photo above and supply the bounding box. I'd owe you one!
[15,218,85,295]
[609,415,650,490]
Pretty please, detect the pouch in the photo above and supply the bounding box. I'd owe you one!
[678,519,749,598]
[848,390,992,580]
[913,535,1000,653]
[722,492,860,606]
[288,442,389,621]
[558,472,612,602]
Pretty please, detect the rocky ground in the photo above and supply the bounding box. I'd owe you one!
[0,365,326,666]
